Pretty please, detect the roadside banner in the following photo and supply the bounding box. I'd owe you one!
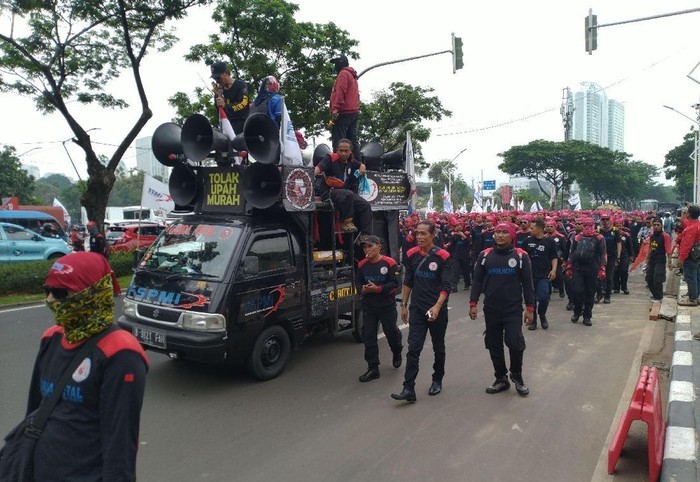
[141,174,174,213]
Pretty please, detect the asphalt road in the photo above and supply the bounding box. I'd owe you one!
[0,274,658,482]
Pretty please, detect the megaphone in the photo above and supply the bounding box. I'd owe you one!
[240,163,282,209]
[312,144,331,167]
[380,142,406,171]
[169,164,199,208]
[360,141,385,171]
[243,113,280,164]
[152,123,184,167]
[181,114,231,163]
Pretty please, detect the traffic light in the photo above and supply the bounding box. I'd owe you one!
[585,9,598,54]
[451,33,464,73]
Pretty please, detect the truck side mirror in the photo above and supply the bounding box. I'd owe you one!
[242,255,259,275]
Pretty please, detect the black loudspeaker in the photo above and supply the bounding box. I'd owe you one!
[240,163,282,209]
[169,164,199,207]
[380,142,406,170]
[152,123,184,167]
[360,141,385,171]
[243,113,280,164]
[312,144,331,167]
[181,114,230,163]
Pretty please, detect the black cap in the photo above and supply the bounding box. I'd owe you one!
[210,61,228,79]
[360,235,381,246]
[330,54,348,65]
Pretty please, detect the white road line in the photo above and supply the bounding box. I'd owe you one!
[0,304,44,314]
[377,322,410,340]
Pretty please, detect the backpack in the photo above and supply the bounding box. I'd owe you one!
[572,235,597,264]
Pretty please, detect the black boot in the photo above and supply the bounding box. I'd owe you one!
[565,302,574,311]
[391,387,417,402]
[571,313,580,323]
[510,372,530,396]
[583,318,592,326]
[428,380,442,396]
[485,376,510,394]
[392,351,402,369]
[540,314,549,330]
[359,367,380,383]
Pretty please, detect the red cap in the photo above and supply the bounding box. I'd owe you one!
[45,252,113,293]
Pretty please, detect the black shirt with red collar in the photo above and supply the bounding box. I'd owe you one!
[470,246,536,314]
[403,245,453,313]
[316,153,363,193]
[356,255,400,308]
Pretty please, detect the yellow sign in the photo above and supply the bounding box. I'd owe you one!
[328,286,357,301]
[206,171,240,206]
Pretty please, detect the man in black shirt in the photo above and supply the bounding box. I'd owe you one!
[646,218,672,301]
[523,219,558,330]
[392,221,452,402]
[596,214,621,304]
[447,221,472,291]
[211,61,250,134]
[470,222,535,396]
[355,235,403,382]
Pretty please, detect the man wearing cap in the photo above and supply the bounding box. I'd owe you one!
[211,61,250,135]
[329,54,360,159]
[21,252,148,480]
[355,235,403,382]
[469,222,535,396]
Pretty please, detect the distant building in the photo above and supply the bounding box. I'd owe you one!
[21,164,40,179]
[568,82,625,152]
[135,136,169,182]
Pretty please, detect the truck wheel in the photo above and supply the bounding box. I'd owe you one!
[351,310,363,343]
[248,325,290,381]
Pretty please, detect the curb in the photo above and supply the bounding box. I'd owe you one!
[661,280,699,481]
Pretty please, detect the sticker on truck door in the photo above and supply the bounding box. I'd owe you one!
[242,285,286,317]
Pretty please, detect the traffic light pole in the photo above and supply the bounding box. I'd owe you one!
[357,50,451,79]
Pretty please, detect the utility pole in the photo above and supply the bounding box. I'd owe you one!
[559,87,574,209]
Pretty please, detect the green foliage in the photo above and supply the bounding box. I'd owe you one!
[359,83,451,176]
[0,252,134,295]
[426,159,471,209]
[0,145,36,203]
[169,0,358,135]
[663,131,695,202]
[109,169,145,206]
[33,173,84,223]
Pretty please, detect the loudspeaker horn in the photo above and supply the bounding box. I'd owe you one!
[243,113,280,164]
[312,144,331,167]
[240,163,282,209]
[181,114,231,162]
[360,141,385,171]
[169,164,199,208]
[380,142,406,171]
[152,122,184,167]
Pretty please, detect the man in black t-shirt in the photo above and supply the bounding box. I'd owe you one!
[646,218,672,301]
[211,61,250,134]
[596,214,621,304]
[523,220,558,330]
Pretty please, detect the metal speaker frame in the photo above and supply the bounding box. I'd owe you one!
[243,113,280,164]
[360,141,385,171]
[169,164,199,208]
[181,113,230,163]
[312,144,332,167]
[240,163,282,209]
[152,122,184,167]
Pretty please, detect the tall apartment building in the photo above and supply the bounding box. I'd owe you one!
[135,136,169,182]
[568,82,625,152]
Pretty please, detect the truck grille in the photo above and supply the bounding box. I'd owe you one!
[137,305,181,323]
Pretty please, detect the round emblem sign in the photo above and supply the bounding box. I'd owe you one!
[429,262,438,271]
[508,258,518,268]
[285,169,314,209]
[380,266,388,274]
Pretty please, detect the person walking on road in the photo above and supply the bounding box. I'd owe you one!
[645,217,672,302]
[596,214,621,304]
[469,222,535,396]
[355,235,403,382]
[522,219,558,330]
[566,218,607,326]
[391,221,453,403]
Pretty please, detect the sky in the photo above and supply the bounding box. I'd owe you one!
[2,0,700,191]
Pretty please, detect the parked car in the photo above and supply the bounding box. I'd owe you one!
[0,222,72,262]
[109,224,165,253]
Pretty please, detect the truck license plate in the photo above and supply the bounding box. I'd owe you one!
[132,326,167,349]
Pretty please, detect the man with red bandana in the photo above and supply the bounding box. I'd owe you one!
[545,219,567,299]
[469,222,535,396]
[516,215,532,249]
[566,218,607,326]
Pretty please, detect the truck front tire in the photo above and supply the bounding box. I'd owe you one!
[248,325,291,380]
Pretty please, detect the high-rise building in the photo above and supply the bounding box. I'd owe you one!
[21,164,40,179]
[568,82,624,152]
[135,136,169,182]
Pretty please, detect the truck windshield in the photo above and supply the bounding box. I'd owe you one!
[139,223,241,279]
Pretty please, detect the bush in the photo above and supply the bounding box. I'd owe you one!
[0,252,135,295]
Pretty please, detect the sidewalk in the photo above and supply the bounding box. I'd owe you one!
[661,280,700,481]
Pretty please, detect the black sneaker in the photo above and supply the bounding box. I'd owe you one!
[565,302,574,311]
[510,372,529,396]
[391,387,417,402]
[485,377,510,394]
[603,297,611,304]
[613,290,620,294]
[540,314,549,330]
[392,352,402,369]
[527,323,537,331]
[571,313,580,323]
[359,367,380,383]
[559,289,566,299]
[583,318,592,326]
[623,290,630,295]
[594,294,602,304]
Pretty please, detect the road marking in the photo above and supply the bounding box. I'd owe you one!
[664,426,697,461]
[675,330,692,342]
[0,304,44,314]
[672,350,692,366]
[669,380,695,403]
[377,322,409,340]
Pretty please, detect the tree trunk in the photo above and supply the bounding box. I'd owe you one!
[81,155,116,229]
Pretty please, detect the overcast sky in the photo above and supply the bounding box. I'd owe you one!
[3,0,700,189]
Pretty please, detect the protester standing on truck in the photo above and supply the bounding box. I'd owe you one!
[211,61,250,135]
[329,54,360,160]
[314,139,373,235]
[469,222,534,396]
[355,235,403,383]
[250,75,283,127]
[391,220,452,403]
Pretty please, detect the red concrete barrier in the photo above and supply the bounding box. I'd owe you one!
[608,366,665,481]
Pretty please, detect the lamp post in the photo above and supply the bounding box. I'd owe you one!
[61,128,101,182]
[448,148,467,202]
[663,105,700,204]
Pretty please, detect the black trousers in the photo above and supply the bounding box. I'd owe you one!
[645,262,666,300]
[597,257,616,298]
[331,113,360,160]
[613,257,629,292]
[573,269,597,319]
[483,310,526,379]
[329,189,373,234]
[403,307,448,389]
[451,256,471,289]
[362,305,403,368]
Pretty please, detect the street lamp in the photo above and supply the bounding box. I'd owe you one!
[61,128,101,182]
[448,148,467,195]
[17,147,40,157]
[663,105,700,204]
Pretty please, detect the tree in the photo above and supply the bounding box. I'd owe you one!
[359,83,451,175]
[109,169,145,206]
[0,0,205,227]
[426,159,471,210]
[168,0,358,135]
[663,131,695,202]
[0,146,36,203]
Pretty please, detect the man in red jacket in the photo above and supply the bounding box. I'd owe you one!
[330,54,360,159]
